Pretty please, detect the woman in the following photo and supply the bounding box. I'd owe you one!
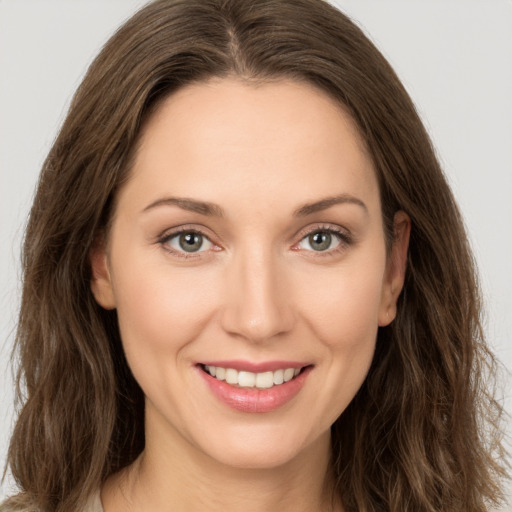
[1,0,508,510]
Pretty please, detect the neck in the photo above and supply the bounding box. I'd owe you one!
[102,410,343,512]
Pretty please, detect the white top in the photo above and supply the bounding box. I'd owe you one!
[83,490,103,512]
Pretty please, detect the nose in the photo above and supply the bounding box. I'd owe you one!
[220,246,295,343]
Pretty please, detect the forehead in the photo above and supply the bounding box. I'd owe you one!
[122,78,379,217]
[138,77,369,162]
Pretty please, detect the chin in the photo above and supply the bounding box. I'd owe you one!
[191,421,328,471]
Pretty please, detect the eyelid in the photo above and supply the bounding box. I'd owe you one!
[293,223,353,255]
[156,224,221,259]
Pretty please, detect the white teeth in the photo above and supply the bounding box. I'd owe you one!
[203,365,304,389]
[238,371,256,387]
[225,368,238,385]
[283,368,295,382]
[273,369,284,385]
[255,371,273,389]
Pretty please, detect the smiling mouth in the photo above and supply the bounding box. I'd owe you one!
[200,364,309,389]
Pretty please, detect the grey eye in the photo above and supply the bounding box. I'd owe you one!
[298,230,341,252]
[168,231,213,253]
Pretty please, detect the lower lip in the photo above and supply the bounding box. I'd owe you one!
[197,366,313,413]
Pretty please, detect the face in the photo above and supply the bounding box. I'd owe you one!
[91,78,409,470]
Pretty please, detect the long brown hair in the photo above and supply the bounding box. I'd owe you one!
[3,0,509,510]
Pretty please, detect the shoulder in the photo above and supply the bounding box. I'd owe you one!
[0,491,103,512]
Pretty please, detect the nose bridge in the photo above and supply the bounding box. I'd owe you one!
[221,241,294,343]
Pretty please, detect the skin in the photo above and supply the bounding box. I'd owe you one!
[91,78,410,512]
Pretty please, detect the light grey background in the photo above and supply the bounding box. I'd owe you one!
[1,0,511,507]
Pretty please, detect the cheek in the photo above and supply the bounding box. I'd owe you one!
[294,247,386,421]
[110,249,219,361]
[299,255,386,347]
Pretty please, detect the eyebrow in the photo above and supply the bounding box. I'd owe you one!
[142,197,225,217]
[142,193,368,217]
[293,194,368,217]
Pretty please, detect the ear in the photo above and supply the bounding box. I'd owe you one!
[378,210,410,326]
[89,235,116,310]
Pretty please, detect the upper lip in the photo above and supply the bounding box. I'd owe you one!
[198,360,312,373]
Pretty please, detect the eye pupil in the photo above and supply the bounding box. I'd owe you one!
[179,232,203,252]
[309,231,331,251]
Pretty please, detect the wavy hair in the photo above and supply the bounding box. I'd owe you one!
[3,0,508,510]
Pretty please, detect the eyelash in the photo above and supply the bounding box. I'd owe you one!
[156,224,353,260]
